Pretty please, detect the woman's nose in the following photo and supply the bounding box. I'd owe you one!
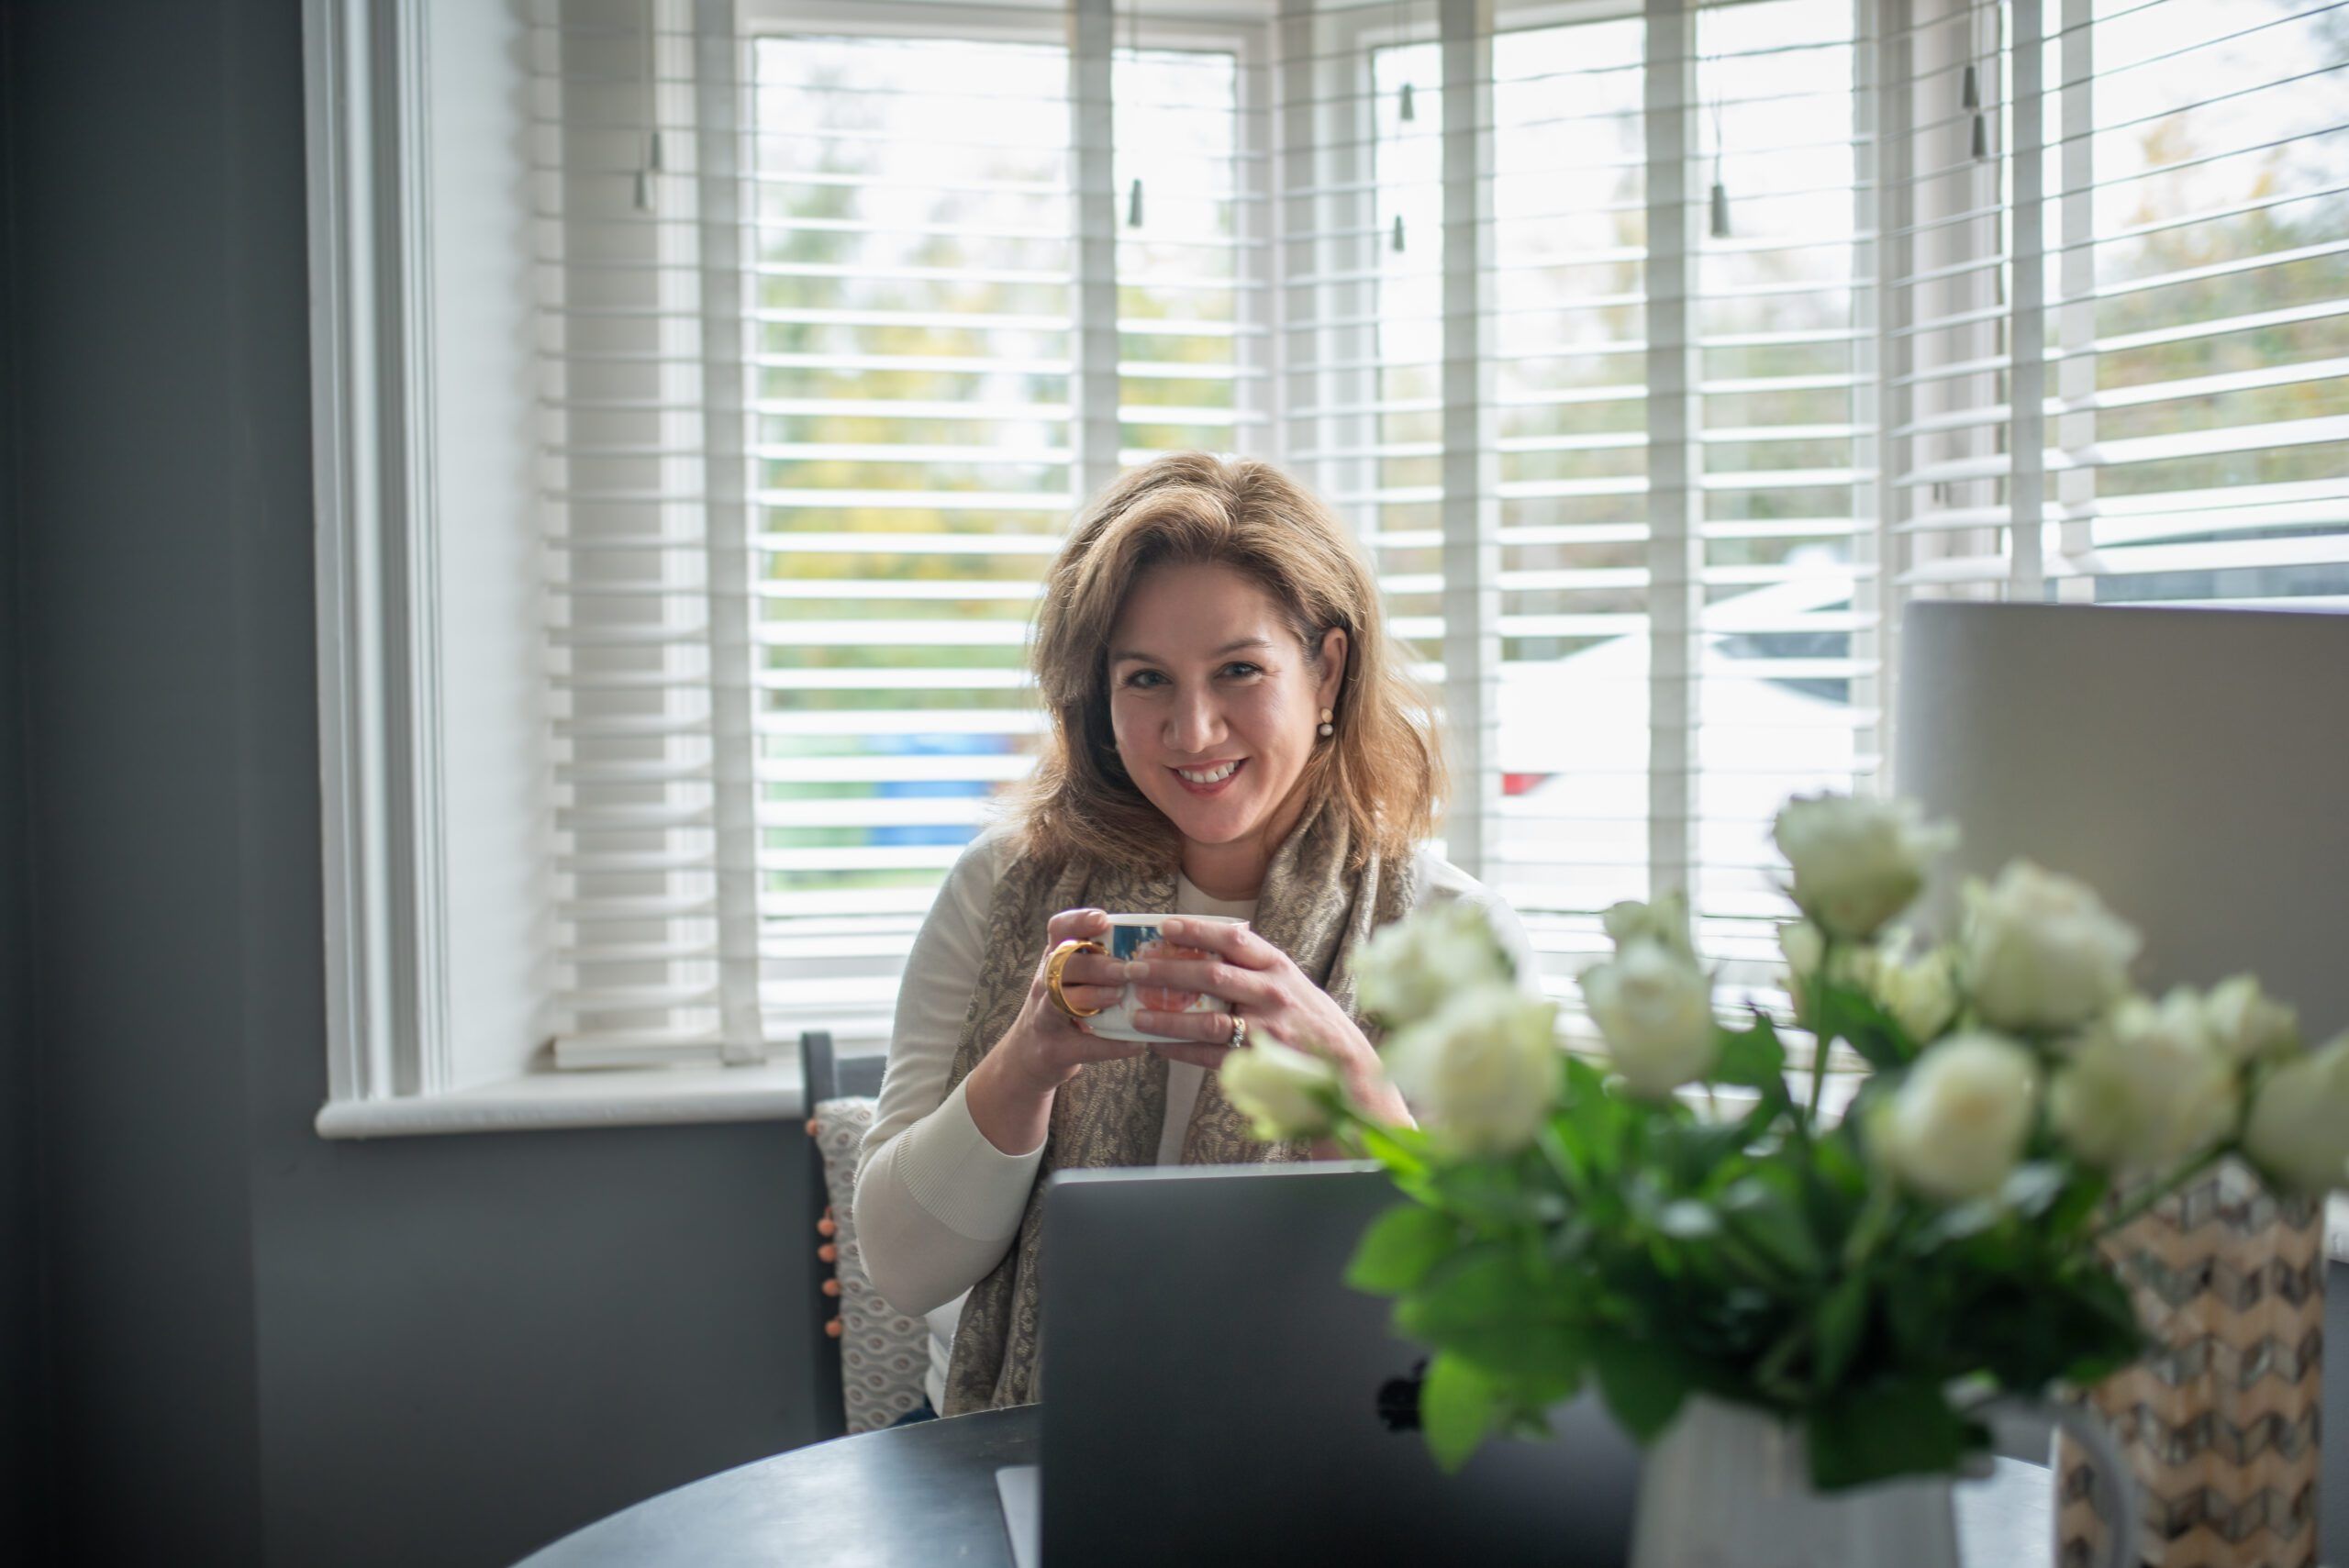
[1164,688,1223,753]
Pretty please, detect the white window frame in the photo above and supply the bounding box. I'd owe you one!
[305,0,803,1136]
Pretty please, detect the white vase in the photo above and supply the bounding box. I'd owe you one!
[1628,1395,2139,1568]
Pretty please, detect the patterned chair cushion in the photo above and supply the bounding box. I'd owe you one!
[811,1095,929,1433]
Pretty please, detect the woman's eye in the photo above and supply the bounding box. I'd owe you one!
[1123,669,1167,689]
[1220,662,1263,679]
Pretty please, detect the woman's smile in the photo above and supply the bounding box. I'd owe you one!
[1169,757,1246,795]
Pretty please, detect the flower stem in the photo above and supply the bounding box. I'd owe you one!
[1802,965,1831,1134]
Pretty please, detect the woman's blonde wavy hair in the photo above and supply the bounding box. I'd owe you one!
[1008,451,1446,875]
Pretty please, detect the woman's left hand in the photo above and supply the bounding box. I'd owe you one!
[1124,917,1411,1126]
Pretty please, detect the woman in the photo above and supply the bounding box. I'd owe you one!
[854,452,1534,1418]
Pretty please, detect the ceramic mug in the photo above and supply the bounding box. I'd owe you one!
[1082,913,1245,1043]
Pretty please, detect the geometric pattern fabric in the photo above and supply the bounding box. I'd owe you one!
[811,1095,930,1434]
[2060,1162,2323,1568]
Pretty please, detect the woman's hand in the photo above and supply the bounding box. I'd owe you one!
[963,907,1149,1155]
[1122,917,1412,1127]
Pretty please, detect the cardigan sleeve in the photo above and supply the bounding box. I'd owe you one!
[852,828,1047,1318]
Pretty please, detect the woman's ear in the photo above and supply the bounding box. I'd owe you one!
[1315,626,1349,709]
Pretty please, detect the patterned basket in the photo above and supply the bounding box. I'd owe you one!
[2059,1160,2323,1568]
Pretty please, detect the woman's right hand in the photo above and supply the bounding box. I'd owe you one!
[964,908,1147,1153]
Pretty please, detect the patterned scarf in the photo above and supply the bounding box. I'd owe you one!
[936,803,1418,1415]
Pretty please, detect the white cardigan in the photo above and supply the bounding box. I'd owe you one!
[852,827,1535,1408]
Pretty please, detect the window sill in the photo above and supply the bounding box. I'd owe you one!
[314,1062,805,1140]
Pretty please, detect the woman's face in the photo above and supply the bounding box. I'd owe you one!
[1106,562,1345,860]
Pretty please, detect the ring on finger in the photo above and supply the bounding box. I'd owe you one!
[1227,1011,1249,1048]
[1045,939,1108,1019]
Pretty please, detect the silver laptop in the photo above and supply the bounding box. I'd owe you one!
[996,1162,1642,1567]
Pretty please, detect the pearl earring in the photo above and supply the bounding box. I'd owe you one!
[1318,706,1334,739]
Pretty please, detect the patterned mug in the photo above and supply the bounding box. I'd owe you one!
[1084,914,1245,1043]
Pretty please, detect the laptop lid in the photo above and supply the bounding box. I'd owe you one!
[1037,1162,1641,1567]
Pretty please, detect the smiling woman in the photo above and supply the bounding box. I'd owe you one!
[1020,452,1445,888]
[852,452,1540,1419]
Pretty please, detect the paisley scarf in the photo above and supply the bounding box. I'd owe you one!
[936,803,1418,1414]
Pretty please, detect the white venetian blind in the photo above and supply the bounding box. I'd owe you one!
[1280,0,1877,1019]
[1885,0,2349,609]
[536,0,1267,1065]
[533,0,2343,1071]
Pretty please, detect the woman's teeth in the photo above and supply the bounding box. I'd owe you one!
[1175,761,1241,784]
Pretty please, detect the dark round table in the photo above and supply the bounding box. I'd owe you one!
[516,1405,2059,1568]
[518,1407,1039,1568]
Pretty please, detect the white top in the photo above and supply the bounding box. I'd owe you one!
[852,827,1536,1410]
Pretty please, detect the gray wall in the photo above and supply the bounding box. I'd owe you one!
[1,2,50,1549]
[2,2,825,1564]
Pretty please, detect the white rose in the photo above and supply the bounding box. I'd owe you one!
[1963,861,2142,1034]
[2201,974,2299,1065]
[1581,940,1719,1099]
[1777,919,1880,1029]
[1778,920,1824,984]
[1604,892,1695,959]
[2244,1034,2349,1195]
[1357,900,1515,1029]
[1219,1040,1342,1142]
[2049,990,2239,1174]
[1874,940,1961,1044]
[1872,1032,2039,1203]
[1772,793,1957,940]
[1382,985,1562,1154]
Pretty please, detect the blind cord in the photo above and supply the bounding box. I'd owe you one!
[1397,0,1416,122]
[634,0,660,212]
[1127,0,1145,228]
[1706,5,1730,239]
[1969,0,1991,162]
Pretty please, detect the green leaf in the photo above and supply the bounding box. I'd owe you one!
[2042,1168,2110,1238]
[1658,1199,1720,1240]
[1715,1015,1791,1110]
[1393,1247,1591,1387]
[2054,1266,2146,1385]
[1811,1125,1870,1198]
[1422,1351,1501,1473]
[1808,1381,1975,1490]
[1998,1161,2068,1219]
[1655,1118,1752,1190]
[1882,1273,1948,1363]
[1815,984,1914,1071]
[1358,1121,1431,1181]
[1589,1333,1692,1443]
[1347,1204,1461,1296]
[1721,1173,1825,1279]
[1909,1195,2006,1251]
[1811,1272,1869,1393]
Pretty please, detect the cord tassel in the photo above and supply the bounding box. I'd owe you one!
[1961,62,1980,111]
[1709,179,1731,239]
[1970,111,1989,162]
[633,167,656,213]
[1399,81,1416,122]
[1392,214,1406,252]
[1128,176,1144,229]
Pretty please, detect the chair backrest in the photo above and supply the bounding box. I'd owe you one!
[801,1027,886,1105]
[802,1029,923,1440]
